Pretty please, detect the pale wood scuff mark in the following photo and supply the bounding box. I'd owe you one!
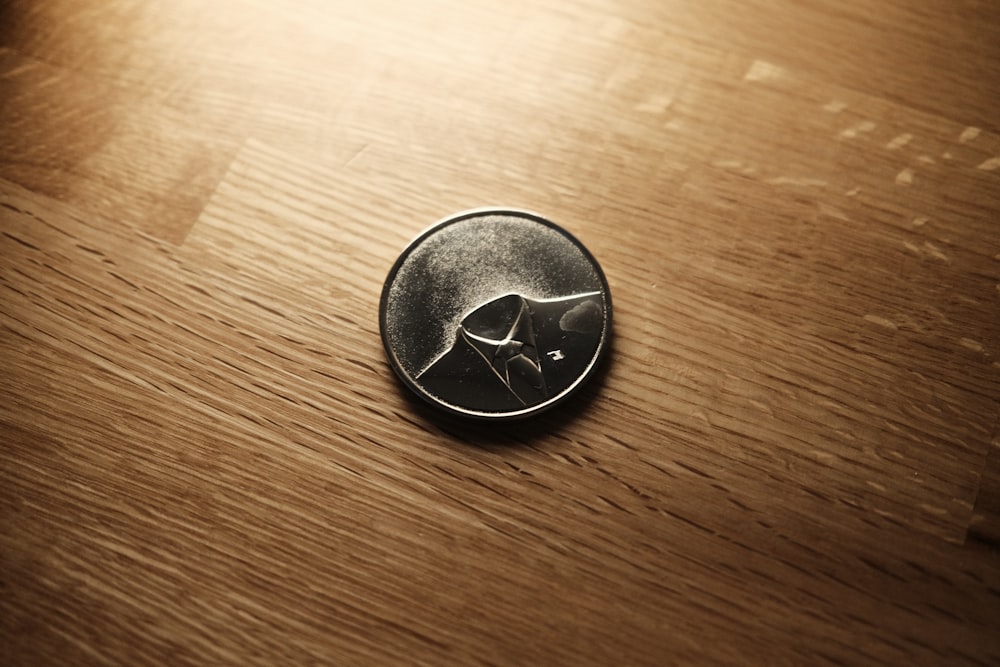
[712,159,743,170]
[823,100,847,113]
[597,16,627,39]
[839,121,875,139]
[959,126,981,143]
[767,176,827,187]
[952,497,974,510]
[959,338,984,353]
[867,481,887,492]
[2,62,43,79]
[912,216,928,227]
[743,60,786,82]
[709,160,757,175]
[917,155,935,165]
[635,94,673,114]
[864,314,898,330]
[922,242,948,261]
[956,294,980,306]
[895,168,914,185]
[977,157,1000,171]
[919,504,949,517]
[818,203,849,220]
[845,186,861,196]
[603,61,640,91]
[886,133,912,150]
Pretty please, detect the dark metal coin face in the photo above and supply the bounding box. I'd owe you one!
[380,209,612,420]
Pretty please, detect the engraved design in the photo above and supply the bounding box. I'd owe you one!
[417,292,603,411]
[380,209,613,418]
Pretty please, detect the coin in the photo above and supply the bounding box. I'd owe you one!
[379,208,612,419]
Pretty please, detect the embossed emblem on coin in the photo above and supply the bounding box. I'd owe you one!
[379,209,612,419]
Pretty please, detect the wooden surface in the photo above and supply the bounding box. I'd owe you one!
[2,0,1000,664]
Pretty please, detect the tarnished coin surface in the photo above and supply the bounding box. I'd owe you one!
[379,209,612,420]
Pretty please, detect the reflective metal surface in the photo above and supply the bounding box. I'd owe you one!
[380,209,612,419]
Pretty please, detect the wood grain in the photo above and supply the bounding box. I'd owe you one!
[2,0,999,664]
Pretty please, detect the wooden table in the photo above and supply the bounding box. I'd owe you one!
[2,1,999,664]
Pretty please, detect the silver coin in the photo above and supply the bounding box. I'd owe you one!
[379,208,612,419]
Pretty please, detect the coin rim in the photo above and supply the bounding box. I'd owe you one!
[379,207,613,420]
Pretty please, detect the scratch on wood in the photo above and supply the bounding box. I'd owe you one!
[343,143,370,169]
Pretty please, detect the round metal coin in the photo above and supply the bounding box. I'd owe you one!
[379,208,612,419]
